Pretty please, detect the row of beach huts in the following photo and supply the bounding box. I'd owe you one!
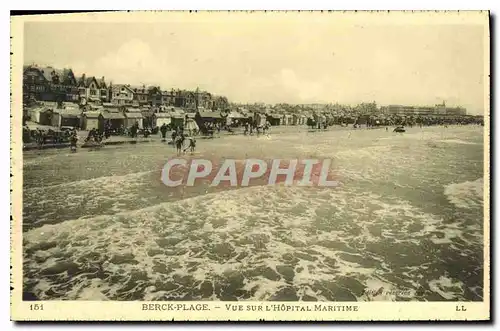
[24,102,322,132]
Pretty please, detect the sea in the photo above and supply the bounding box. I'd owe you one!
[22,125,485,301]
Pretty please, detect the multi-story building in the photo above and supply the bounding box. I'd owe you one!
[148,86,163,107]
[77,75,108,104]
[445,107,467,116]
[213,96,230,111]
[161,91,174,106]
[23,65,78,103]
[197,91,213,109]
[382,102,467,116]
[435,101,467,116]
[23,64,232,113]
[130,85,149,105]
[161,90,176,106]
[183,90,197,109]
[109,84,135,105]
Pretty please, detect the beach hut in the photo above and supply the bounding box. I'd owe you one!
[51,108,82,129]
[140,106,155,128]
[28,106,42,124]
[282,114,293,126]
[254,112,267,127]
[195,111,224,127]
[226,111,244,126]
[170,114,184,129]
[81,111,101,130]
[124,110,144,129]
[100,110,126,131]
[28,105,54,125]
[168,107,185,116]
[266,113,282,126]
[154,113,171,127]
[166,107,184,128]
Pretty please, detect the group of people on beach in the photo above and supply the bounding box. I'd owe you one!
[171,128,196,155]
[243,122,271,136]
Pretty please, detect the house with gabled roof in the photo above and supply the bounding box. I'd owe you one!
[109,84,135,105]
[76,74,109,104]
[23,65,79,103]
[129,85,149,105]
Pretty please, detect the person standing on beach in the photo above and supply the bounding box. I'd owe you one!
[175,134,183,155]
[171,130,177,146]
[69,131,78,152]
[160,123,168,141]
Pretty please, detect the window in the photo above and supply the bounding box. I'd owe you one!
[90,89,96,96]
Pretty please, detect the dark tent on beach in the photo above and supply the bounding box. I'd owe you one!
[266,113,282,126]
[100,111,126,130]
[195,111,224,126]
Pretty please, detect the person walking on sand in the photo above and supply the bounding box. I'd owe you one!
[69,130,78,152]
[175,134,184,155]
[184,136,197,154]
[171,130,177,147]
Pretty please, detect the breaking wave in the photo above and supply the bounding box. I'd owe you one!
[444,178,483,209]
[24,184,483,301]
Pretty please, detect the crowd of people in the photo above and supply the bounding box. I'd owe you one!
[24,112,484,153]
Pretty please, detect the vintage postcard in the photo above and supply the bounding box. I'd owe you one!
[10,10,490,321]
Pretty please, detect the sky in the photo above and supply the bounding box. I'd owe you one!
[23,15,487,114]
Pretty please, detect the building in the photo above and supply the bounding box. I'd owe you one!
[226,111,245,126]
[51,108,82,129]
[109,84,135,105]
[148,86,163,107]
[382,102,467,116]
[197,91,213,109]
[183,91,197,109]
[445,107,467,116]
[282,114,293,125]
[195,111,224,127]
[81,111,101,130]
[161,90,175,106]
[266,113,282,126]
[154,113,171,127]
[213,96,230,111]
[130,85,149,105]
[123,107,144,128]
[77,75,108,104]
[23,65,79,103]
[100,108,126,131]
